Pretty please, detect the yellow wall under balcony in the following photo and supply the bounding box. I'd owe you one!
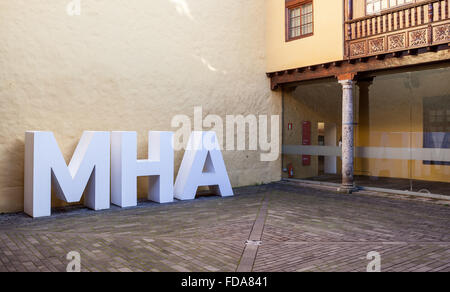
[266,0,344,72]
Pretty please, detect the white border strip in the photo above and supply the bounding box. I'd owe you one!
[283,145,450,162]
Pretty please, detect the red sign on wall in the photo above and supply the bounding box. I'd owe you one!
[302,121,311,166]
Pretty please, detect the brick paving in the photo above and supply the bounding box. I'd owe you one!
[0,182,449,272]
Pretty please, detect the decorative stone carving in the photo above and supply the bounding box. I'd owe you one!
[409,29,428,47]
[350,41,366,57]
[368,37,384,54]
[433,24,450,43]
[388,33,406,50]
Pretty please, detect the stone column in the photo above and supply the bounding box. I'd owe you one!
[339,79,356,193]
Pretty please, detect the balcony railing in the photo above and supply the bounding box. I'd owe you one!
[345,0,449,59]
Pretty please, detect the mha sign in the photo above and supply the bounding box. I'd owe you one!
[25,131,233,218]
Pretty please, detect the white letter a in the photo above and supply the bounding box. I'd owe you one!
[174,132,233,200]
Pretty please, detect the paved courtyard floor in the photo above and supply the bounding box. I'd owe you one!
[0,182,449,272]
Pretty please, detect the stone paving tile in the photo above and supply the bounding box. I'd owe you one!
[253,183,450,272]
[0,183,449,272]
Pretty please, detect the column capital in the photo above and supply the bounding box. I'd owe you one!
[339,79,355,89]
[336,72,357,82]
[338,79,355,85]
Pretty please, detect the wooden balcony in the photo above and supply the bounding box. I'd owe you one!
[345,0,450,59]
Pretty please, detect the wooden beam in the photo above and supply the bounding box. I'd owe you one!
[269,49,450,90]
[337,72,357,81]
[427,45,438,52]
[407,49,418,55]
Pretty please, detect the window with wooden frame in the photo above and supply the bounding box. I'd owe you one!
[286,0,313,41]
[366,0,413,15]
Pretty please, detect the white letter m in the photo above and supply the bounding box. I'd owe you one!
[25,131,110,218]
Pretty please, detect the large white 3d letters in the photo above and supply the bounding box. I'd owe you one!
[111,131,174,207]
[24,131,110,218]
[174,131,233,200]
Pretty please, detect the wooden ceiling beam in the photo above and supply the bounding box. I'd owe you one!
[269,48,450,90]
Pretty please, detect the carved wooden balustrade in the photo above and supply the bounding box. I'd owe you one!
[345,0,450,59]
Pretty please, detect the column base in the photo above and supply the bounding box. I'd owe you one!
[338,185,358,194]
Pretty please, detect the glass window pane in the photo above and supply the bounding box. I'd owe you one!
[302,3,312,14]
[374,1,381,12]
[301,23,312,35]
[290,27,300,38]
[290,8,300,18]
[288,3,313,39]
[282,67,450,196]
[301,13,312,24]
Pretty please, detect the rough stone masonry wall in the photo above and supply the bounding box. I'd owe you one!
[0,0,281,213]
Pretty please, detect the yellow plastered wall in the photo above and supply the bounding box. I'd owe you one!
[266,0,344,72]
[0,0,282,213]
